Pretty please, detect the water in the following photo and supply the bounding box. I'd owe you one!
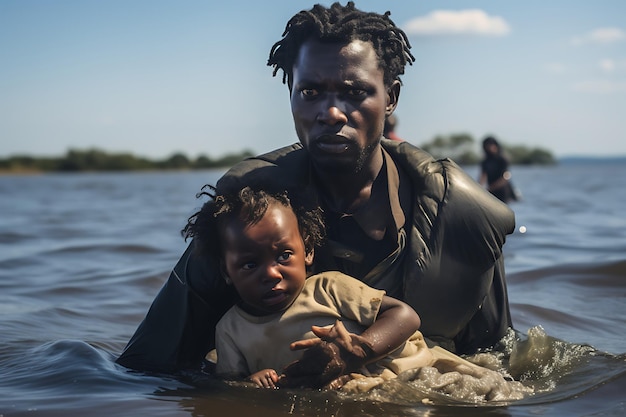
[1,163,625,417]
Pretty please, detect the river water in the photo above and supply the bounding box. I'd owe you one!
[1,161,624,416]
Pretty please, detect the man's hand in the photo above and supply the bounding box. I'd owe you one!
[277,320,374,389]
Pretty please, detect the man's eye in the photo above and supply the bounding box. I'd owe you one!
[347,89,367,98]
[300,88,318,97]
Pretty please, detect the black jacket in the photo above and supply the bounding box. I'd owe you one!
[117,140,515,372]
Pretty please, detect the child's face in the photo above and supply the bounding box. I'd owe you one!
[221,203,313,316]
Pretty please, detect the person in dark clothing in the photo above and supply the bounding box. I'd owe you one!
[116,2,515,377]
[479,136,517,203]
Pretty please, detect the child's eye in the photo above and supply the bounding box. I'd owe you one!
[242,262,257,270]
[278,252,292,262]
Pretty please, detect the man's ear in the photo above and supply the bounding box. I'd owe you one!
[304,248,314,267]
[385,80,401,116]
[220,262,232,285]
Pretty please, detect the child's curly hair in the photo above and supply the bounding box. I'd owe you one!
[182,185,325,263]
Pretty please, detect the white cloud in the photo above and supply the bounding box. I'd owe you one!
[599,59,616,72]
[571,27,625,46]
[403,10,511,36]
[572,80,626,94]
[545,62,566,74]
[598,59,626,73]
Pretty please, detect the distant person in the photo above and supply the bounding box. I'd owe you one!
[184,185,529,400]
[383,114,403,141]
[479,136,517,203]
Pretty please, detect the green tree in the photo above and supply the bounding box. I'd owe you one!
[161,152,191,169]
[505,145,556,165]
[419,133,555,165]
[194,154,215,168]
[420,133,480,165]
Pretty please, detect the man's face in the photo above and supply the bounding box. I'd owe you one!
[290,39,399,174]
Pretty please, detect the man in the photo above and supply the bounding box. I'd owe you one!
[117,1,515,374]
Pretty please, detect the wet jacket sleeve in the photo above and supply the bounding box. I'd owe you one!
[415,158,514,353]
[435,158,513,351]
[385,141,514,353]
[116,244,237,372]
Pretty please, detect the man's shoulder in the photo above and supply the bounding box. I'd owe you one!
[255,143,305,163]
[382,139,500,202]
[228,143,305,171]
[382,138,435,166]
[382,138,515,235]
[216,143,308,193]
[382,139,447,201]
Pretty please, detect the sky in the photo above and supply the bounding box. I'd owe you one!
[1,0,625,159]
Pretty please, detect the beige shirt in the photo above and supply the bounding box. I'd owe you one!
[215,271,429,377]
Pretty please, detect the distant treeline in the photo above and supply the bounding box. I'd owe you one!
[0,148,256,173]
[419,133,556,165]
[1,134,555,173]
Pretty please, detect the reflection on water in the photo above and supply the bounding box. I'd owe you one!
[0,165,625,417]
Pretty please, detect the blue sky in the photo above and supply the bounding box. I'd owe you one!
[1,0,625,159]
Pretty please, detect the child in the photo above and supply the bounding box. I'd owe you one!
[184,185,434,389]
[183,186,531,400]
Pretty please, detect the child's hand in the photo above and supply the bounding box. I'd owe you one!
[248,368,279,388]
[292,320,374,365]
[278,320,374,388]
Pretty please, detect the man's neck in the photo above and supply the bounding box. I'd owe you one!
[314,147,384,214]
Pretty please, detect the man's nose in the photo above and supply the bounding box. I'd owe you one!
[317,98,348,126]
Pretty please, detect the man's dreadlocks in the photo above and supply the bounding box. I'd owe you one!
[268,1,415,87]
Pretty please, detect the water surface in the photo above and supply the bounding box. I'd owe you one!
[1,163,624,416]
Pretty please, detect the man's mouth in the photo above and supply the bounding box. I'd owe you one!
[314,135,352,154]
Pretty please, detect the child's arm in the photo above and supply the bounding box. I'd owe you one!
[279,295,420,388]
[355,295,421,362]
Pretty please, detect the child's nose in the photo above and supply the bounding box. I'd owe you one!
[262,263,282,282]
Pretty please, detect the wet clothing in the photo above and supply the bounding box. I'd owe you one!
[313,148,410,297]
[216,271,428,377]
[117,139,515,372]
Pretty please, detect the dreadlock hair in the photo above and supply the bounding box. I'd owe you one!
[268,1,415,87]
[182,185,325,264]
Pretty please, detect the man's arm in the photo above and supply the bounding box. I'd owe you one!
[116,145,307,372]
[452,255,512,354]
[116,244,237,372]
[383,140,515,352]
[421,159,514,352]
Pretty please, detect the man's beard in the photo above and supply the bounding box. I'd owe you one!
[353,142,377,174]
[312,143,377,175]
